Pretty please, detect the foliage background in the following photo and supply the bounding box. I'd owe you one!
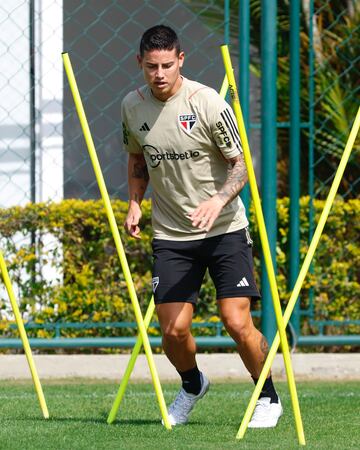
[0,198,358,344]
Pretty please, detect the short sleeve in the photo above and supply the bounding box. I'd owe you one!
[121,99,143,154]
[209,93,243,159]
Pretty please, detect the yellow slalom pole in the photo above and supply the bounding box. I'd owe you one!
[107,296,155,423]
[0,250,49,419]
[107,74,230,424]
[219,74,229,99]
[237,105,360,439]
[221,45,305,445]
[62,52,171,430]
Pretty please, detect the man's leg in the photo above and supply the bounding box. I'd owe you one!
[152,237,210,425]
[156,302,196,372]
[156,302,210,425]
[218,297,282,428]
[218,297,268,378]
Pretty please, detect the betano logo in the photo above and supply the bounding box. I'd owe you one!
[143,144,200,168]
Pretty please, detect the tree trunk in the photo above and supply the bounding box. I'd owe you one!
[346,0,355,18]
[301,0,324,66]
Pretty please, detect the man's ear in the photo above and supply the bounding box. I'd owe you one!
[136,54,142,68]
[178,51,185,69]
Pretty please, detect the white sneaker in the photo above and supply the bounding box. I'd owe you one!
[163,373,210,426]
[248,397,283,428]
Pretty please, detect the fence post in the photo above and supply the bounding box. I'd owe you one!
[289,0,301,336]
[29,0,36,203]
[308,0,316,321]
[260,0,277,343]
[238,0,250,212]
[224,0,230,44]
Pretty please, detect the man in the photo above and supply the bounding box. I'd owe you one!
[122,24,282,428]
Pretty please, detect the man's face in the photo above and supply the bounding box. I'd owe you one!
[137,48,184,101]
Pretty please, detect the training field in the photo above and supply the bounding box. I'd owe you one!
[0,380,358,450]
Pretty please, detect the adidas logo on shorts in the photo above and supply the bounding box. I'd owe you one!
[237,277,249,287]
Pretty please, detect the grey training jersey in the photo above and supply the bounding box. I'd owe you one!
[121,77,248,241]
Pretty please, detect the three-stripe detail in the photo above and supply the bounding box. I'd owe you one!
[220,109,242,153]
[237,277,249,287]
[139,122,150,131]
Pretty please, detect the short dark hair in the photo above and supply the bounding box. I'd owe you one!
[139,25,180,57]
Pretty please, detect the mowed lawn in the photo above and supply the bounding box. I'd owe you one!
[0,380,358,450]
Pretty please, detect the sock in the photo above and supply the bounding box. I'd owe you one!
[178,366,202,395]
[252,375,279,404]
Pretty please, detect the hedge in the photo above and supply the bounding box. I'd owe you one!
[0,197,359,341]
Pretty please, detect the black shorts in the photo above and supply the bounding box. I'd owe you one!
[151,228,260,304]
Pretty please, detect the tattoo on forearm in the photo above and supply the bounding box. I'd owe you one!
[260,335,269,364]
[132,186,146,203]
[132,162,149,182]
[217,155,248,205]
[130,160,149,202]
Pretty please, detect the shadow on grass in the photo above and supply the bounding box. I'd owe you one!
[107,418,166,426]
[53,417,161,426]
[10,415,163,426]
[8,411,229,428]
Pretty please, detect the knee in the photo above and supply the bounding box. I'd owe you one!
[162,323,190,344]
[222,317,253,343]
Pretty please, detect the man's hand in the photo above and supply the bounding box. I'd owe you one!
[187,195,225,232]
[124,202,142,239]
[187,154,248,233]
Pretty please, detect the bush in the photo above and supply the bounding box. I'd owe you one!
[0,197,358,340]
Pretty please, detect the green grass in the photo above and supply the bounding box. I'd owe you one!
[0,380,359,449]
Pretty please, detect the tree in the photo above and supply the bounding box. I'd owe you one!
[184,0,359,198]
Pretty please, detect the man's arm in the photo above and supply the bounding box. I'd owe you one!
[217,153,248,206]
[124,152,149,239]
[188,153,248,232]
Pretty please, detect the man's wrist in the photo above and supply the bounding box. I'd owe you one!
[129,198,142,209]
[213,192,227,207]
[129,192,143,205]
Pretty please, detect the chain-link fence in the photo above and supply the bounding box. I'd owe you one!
[309,0,359,200]
[305,0,360,344]
[1,1,358,205]
[1,0,231,207]
[0,0,63,206]
[0,0,233,340]
[0,0,359,347]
